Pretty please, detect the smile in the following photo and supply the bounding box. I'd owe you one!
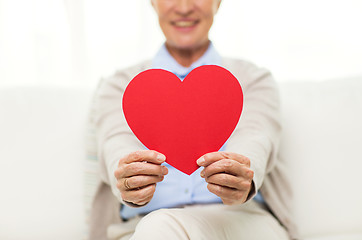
[172,20,199,28]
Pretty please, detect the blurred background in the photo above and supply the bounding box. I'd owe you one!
[0,0,361,88]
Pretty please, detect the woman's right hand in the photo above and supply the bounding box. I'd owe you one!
[114,150,168,206]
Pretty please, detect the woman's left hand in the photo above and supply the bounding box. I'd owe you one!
[197,152,254,205]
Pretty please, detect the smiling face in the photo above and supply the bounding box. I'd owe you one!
[151,0,221,51]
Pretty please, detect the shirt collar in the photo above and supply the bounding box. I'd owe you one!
[151,42,221,80]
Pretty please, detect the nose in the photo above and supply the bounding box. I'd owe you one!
[174,0,194,15]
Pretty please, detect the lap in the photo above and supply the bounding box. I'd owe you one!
[109,201,289,240]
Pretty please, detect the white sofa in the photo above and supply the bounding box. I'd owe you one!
[0,78,361,240]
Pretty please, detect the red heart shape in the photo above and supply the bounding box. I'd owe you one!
[123,65,243,175]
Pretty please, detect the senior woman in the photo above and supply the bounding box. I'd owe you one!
[89,0,295,239]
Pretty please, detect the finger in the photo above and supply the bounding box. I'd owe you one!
[220,198,235,205]
[205,173,252,191]
[201,159,254,179]
[116,162,168,178]
[136,194,154,206]
[197,152,250,167]
[125,186,155,206]
[122,185,155,206]
[124,150,166,164]
[207,183,248,204]
[121,175,164,191]
[201,159,242,177]
[121,184,156,205]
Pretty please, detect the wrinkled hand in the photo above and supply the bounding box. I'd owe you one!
[197,152,254,205]
[114,150,168,206]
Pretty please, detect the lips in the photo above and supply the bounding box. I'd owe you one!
[172,20,199,28]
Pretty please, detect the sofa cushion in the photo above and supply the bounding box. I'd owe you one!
[279,77,362,239]
[305,233,362,240]
[0,86,93,240]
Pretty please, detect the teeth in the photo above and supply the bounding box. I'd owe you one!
[174,21,196,27]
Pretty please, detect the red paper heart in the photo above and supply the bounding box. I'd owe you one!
[123,65,243,175]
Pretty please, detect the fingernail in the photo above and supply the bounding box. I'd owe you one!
[200,170,205,178]
[248,170,254,179]
[197,157,205,166]
[157,154,166,162]
[162,166,168,175]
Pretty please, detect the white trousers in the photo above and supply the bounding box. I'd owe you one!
[107,201,290,240]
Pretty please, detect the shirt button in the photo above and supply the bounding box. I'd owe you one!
[184,189,189,194]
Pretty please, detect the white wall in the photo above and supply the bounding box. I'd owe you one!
[212,0,362,82]
[0,0,361,87]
